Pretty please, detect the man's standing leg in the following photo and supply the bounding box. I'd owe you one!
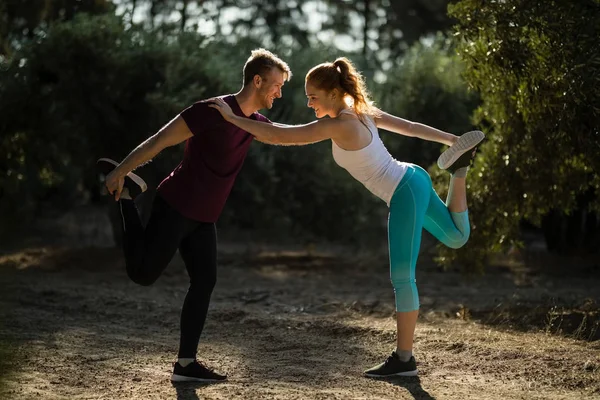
[171,222,226,382]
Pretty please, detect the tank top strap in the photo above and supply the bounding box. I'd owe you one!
[338,108,356,116]
[337,108,378,138]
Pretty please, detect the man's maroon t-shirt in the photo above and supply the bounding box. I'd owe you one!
[157,95,270,223]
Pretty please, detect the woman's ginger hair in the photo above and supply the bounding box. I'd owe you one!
[305,57,380,118]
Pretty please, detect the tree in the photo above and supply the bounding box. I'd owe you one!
[440,0,600,270]
[0,0,113,57]
[111,0,453,69]
[375,34,478,166]
[0,14,225,230]
[320,0,453,66]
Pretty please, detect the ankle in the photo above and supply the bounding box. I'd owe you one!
[177,358,195,367]
[395,349,413,362]
[452,167,468,178]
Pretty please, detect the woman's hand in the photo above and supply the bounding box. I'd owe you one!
[207,97,236,122]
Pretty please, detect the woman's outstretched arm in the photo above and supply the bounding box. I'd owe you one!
[375,111,458,147]
[208,97,335,145]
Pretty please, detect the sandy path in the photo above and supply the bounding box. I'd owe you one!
[0,244,598,399]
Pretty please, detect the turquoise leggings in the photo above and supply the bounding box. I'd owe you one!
[389,164,470,312]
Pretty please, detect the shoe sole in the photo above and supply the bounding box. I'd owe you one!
[437,130,485,170]
[170,374,225,382]
[364,369,418,378]
[97,157,148,195]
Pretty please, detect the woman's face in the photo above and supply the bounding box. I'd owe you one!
[305,81,336,119]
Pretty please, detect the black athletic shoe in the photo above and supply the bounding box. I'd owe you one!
[364,352,418,378]
[97,158,147,199]
[446,147,478,175]
[171,360,227,382]
[437,130,485,171]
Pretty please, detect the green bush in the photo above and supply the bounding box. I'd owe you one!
[442,0,600,269]
[0,14,236,230]
[0,13,478,247]
[375,34,479,166]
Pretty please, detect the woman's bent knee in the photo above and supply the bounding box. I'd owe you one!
[447,233,470,249]
[448,211,470,248]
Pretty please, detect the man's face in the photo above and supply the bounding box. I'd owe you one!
[256,68,285,109]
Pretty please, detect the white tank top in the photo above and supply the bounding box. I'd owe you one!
[331,109,409,206]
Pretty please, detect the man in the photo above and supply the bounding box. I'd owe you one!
[98,48,291,382]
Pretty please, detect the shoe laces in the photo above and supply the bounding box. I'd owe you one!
[194,360,216,372]
[384,353,398,366]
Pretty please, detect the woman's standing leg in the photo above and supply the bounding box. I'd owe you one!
[365,167,430,377]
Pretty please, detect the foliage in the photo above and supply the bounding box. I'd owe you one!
[443,0,600,269]
[321,0,453,60]
[115,0,453,67]
[0,14,233,227]
[374,34,479,167]
[0,13,477,246]
[0,0,114,57]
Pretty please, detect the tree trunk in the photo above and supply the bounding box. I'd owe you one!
[180,0,188,31]
[131,0,137,24]
[362,0,371,58]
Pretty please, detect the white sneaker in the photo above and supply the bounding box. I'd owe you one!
[97,158,147,199]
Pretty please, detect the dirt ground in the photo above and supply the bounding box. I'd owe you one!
[0,222,599,399]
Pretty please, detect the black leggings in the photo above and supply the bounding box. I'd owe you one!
[119,194,217,358]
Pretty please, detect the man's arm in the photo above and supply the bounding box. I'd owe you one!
[375,111,458,146]
[105,115,193,200]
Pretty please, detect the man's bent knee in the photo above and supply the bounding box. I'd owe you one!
[126,269,160,286]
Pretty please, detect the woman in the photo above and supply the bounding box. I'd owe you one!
[208,57,484,377]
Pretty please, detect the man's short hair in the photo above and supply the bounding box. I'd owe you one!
[243,48,292,86]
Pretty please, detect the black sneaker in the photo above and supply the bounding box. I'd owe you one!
[437,130,485,170]
[446,147,478,175]
[364,352,418,378]
[97,158,147,199]
[171,360,227,382]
